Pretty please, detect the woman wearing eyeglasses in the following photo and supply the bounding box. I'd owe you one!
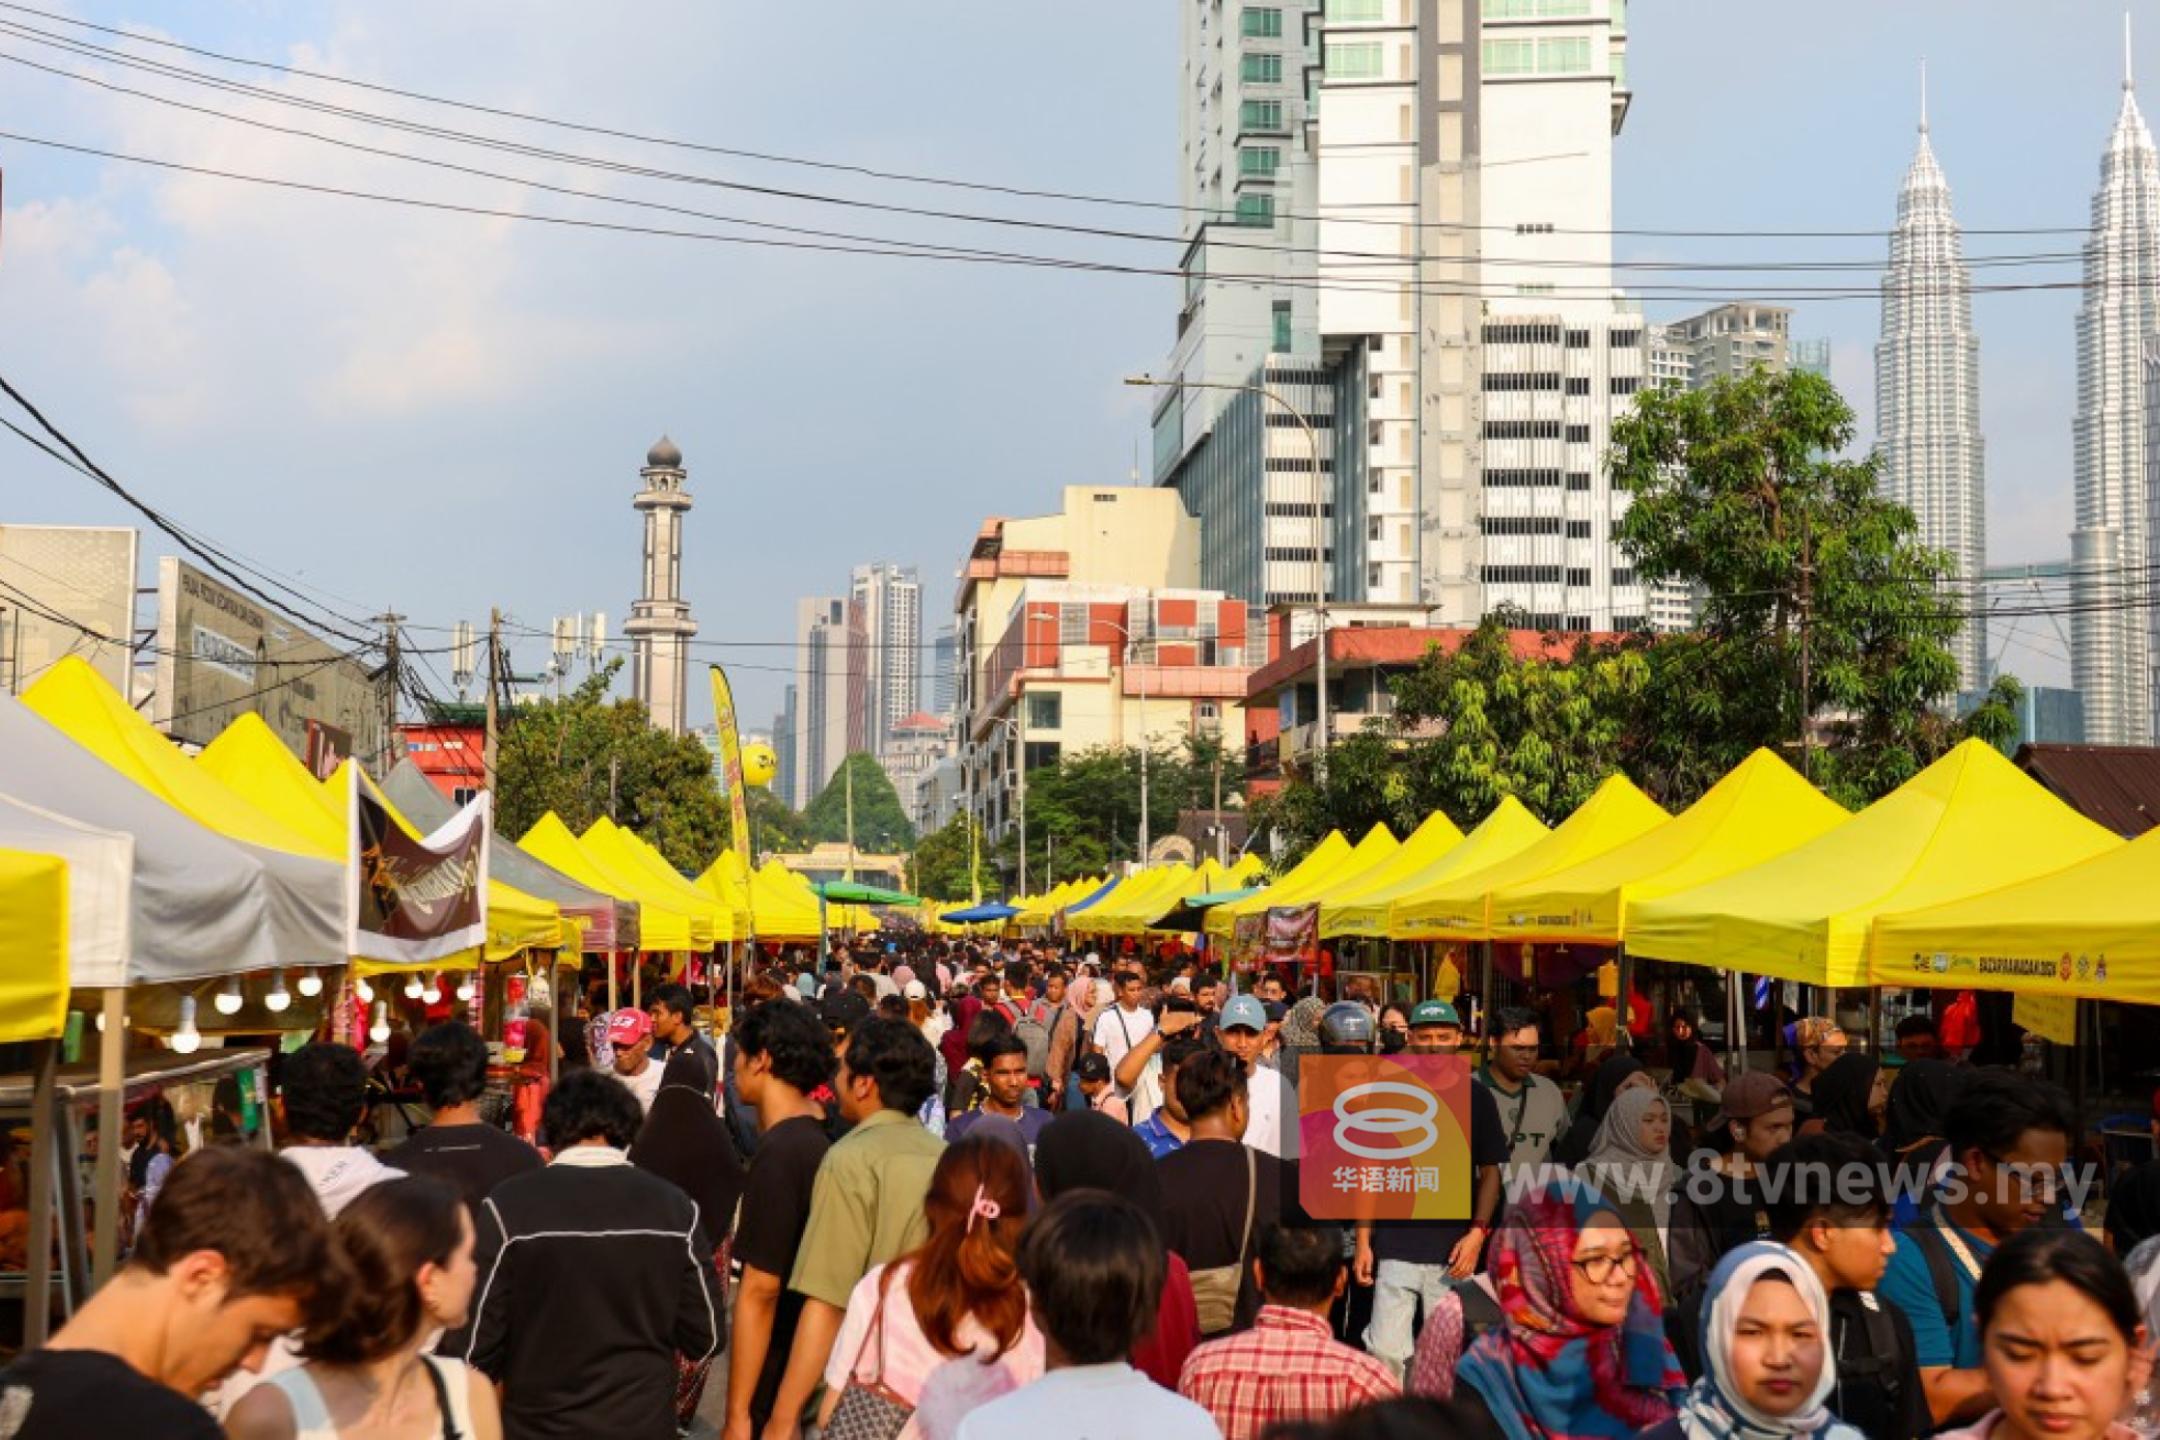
[1639,1241,1859,1440]
[1448,1179,1686,1440]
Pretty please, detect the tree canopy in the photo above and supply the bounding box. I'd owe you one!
[804,752,917,853]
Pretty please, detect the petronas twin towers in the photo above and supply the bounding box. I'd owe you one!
[1876,65,1987,693]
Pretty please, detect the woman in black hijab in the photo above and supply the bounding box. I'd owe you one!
[1880,1059,1964,1223]
[1805,1052,1886,1141]
[1553,1055,1653,1167]
[1034,1110,1196,1388]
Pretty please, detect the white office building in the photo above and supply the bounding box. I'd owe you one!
[786,596,858,809]
[850,562,922,756]
[1877,81,1988,692]
[2072,36,2160,744]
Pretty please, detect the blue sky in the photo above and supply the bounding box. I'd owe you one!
[3,2,2140,721]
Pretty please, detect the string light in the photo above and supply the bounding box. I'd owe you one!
[263,970,291,1012]
[171,995,201,1054]
[296,969,324,998]
[213,975,243,1015]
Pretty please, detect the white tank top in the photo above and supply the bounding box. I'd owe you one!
[263,1356,477,1440]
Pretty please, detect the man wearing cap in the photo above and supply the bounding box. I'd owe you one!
[1352,1000,1511,1383]
[1664,1068,1796,1342]
[1217,994,1296,1160]
[607,1008,663,1114]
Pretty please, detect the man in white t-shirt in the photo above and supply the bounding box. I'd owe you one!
[1091,969,1157,1095]
[1475,1004,1570,1176]
[1216,995,1297,1159]
[608,1008,664,1113]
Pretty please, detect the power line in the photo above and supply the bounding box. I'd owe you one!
[0,0,2104,243]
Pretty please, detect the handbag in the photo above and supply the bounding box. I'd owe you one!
[1187,1146,1257,1336]
[824,1268,915,1440]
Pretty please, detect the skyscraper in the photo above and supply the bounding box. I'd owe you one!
[850,563,922,755]
[787,596,854,809]
[1878,70,1988,691]
[623,436,697,735]
[2072,23,2160,744]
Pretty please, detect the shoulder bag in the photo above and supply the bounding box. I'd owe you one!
[1188,1146,1257,1336]
[824,1267,915,1440]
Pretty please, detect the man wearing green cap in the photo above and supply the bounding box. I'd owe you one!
[1351,998,1508,1383]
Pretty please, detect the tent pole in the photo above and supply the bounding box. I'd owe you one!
[25,1038,56,1346]
[607,954,619,1017]
[1868,987,1884,1060]
[92,989,125,1288]
[1480,941,1495,1046]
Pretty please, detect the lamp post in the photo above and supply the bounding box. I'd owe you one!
[1124,374,1330,782]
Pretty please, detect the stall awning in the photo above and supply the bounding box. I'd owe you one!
[932,901,1016,924]
[1323,800,1548,940]
[0,846,69,1042]
[1628,740,2123,987]
[519,814,704,951]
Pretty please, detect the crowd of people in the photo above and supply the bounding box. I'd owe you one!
[1,939,2152,1440]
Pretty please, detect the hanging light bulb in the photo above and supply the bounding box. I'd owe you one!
[420,971,442,1006]
[369,1001,390,1044]
[171,996,202,1055]
[213,975,244,1015]
[263,970,292,1013]
[296,969,324,998]
[354,974,374,1004]
[403,972,424,1000]
[455,971,475,1003]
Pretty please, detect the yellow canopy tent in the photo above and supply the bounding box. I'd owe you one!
[618,827,754,940]
[696,851,758,937]
[203,719,564,960]
[1076,864,1197,938]
[582,820,736,943]
[1489,749,1850,945]
[0,847,69,1043]
[1013,878,1088,928]
[520,813,706,950]
[1228,853,1267,885]
[1137,857,1253,934]
[1326,800,1549,939]
[1627,740,2123,987]
[750,860,827,941]
[1870,820,2160,1002]
[1389,777,1670,941]
[1311,813,1466,938]
[1206,829,1359,939]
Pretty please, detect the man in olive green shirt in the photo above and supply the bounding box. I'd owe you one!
[763,1017,944,1439]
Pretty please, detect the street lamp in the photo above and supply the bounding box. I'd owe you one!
[1124,374,1331,782]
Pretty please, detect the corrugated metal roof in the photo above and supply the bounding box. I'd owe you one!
[2014,743,2160,837]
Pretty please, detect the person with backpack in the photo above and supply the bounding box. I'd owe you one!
[1039,967,1088,1112]
[994,969,1056,1105]
[1764,1133,1930,1440]
[1876,1070,2076,1432]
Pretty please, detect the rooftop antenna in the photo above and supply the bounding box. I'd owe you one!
[1919,57,1929,133]
[2129,10,2137,92]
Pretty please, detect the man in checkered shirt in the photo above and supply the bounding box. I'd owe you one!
[1177,1221,1399,1440]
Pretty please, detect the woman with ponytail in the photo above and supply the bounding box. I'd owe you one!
[226,1175,500,1439]
[817,1135,1046,1440]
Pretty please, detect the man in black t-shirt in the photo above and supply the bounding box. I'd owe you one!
[0,1146,330,1439]
[1765,1133,1930,1440]
[1352,1000,1510,1384]
[646,982,719,1100]
[723,998,839,1440]
[1665,1068,1794,1325]
[384,1021,544,1216]
[1158,1049,1288,1338]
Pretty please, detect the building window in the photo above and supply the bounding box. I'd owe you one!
[1242,53,1284,83]
[1024,741,1062,773]
[1242,7,1283,37]
[1566,472,1592,491]
[1566,568,1591,588]
[1240,99,1285,132]
[1481,38,1534,75]
[1566,519,1591,539]
[1481,565,1564,584]
[1565,329,1591,348]
[1565,376,1590,396]
[1240,146,1281,177]
[1484,0,1592,15]
[1325,41,1385,79]
[1327,0,1385,19]
[1480,515,1563,535]
[1272,300,1293,352]
[1612,567,1637,587]
[1481,323,1562,346]
[1483,419,1563,439]
[1482,468,1563,488]
[1537,36,1593,73]
[1610,329,1642,348]
[1026,692,1062,731]
[1481,371,1562,392]
[1060,603,1089,645]
[1236,194,1277,227]
[1566,424,1591,444]
[1611,376,1641,396]
[1564,615,1591,632]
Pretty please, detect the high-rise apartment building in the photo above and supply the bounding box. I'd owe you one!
[2072,35,2160,745]
[1674,304,1791,386]
[849,563,922,755]
[772,684,798,811]
[1156,0,1646,634]
[1877,83,1987,691]
[785,596,857,809]
[929,630,958,717]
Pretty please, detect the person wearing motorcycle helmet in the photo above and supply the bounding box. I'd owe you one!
[1319,1001,1377,1055]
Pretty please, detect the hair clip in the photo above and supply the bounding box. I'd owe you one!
[966,1182,1002,1233]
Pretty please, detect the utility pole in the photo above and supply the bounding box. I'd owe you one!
[375,610,405,773]
[608,756,619,821]
[1798,520,1815,783]
[1212,729,1226,867]
[1136,642,1151,868]
[844,756,856,881]
[482,608,500,792]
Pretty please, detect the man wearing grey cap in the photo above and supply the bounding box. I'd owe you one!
[1217,993,1297,1160]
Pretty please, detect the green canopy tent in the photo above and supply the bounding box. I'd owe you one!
[812,880,922,962]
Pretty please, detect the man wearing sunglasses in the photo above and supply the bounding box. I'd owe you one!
[1877,1070,2075,1432]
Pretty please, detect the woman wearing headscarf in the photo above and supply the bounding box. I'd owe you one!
[1277,996,1328,1089]
[1033,1109,1200,1390]
[1639,1242,1860,1440]
[1799,1054,1886,1143]
[1572,1006,1624,1080]
[1879,1060,1963,1230]
[1554,1056,1657,1167]
[628,1046,746,1429]
[1580,1088,1679,1300]
[1446,1179,1685,1440]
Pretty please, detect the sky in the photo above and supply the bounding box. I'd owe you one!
[2,1,2144,724]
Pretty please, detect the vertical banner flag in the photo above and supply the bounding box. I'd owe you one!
[347,767,490,964]
[708,666,753,869]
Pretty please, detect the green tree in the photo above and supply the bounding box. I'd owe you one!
[495,661,729,873]
[911,814,997,901]
[743,785,811,858]
[804,753,917,853]
[1610,368,2015,807]
[1005,739,1246,882]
